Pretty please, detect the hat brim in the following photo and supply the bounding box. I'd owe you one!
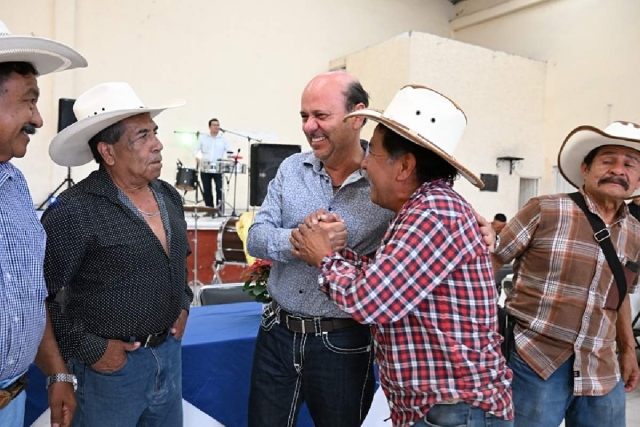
[558,125,640,198]
[49,100,185,167]
[0,36,87,75]
[346,109,484,189]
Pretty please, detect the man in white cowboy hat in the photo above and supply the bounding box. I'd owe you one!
[41,82,192,427]
[290,84,514,427]
[0,18,86,427]
[247,72,497,427]
[492,121,640,426]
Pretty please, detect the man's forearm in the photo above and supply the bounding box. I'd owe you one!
[35,305,68,376]
[616,295,635,353]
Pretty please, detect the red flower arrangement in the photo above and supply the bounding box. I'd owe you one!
[241,259,272,303]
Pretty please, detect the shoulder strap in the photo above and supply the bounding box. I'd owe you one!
[568,192,626,311]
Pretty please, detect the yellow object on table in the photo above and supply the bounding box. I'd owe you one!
[236,211,256,265]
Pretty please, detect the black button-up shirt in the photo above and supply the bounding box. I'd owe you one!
[42,168,193,365]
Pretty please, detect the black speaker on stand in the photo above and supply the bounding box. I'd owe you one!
[250,143,301,206]
[38,98,77,210]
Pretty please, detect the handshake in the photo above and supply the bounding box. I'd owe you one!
[289,209,347,268]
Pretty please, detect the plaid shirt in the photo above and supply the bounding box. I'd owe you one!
[494,190,640,396]
[319,180,513,427]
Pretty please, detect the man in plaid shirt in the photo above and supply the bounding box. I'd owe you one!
[291,85,514,427]
[492,122,640,426]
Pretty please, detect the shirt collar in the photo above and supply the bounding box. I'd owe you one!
[0,161,17,188]
[579,187,629,222]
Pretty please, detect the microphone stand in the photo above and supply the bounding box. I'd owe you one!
[218,129,263,217]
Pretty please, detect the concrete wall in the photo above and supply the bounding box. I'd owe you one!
[0,0,454,209]
[453,0,640,194]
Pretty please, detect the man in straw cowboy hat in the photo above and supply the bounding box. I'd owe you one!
[41,82,192,426]
[290,84,514,427]
[492,121,640,426]
[247,72,497,427]
[0,18,86,426]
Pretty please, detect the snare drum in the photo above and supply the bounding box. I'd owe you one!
[201,160,236,174]
[233,163,248,174]
[216,217,247,264]
[175,167,198,191]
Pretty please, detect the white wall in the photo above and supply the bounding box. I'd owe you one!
[342,31,546,220]
[453,0,640,194]
[0,0,454,209]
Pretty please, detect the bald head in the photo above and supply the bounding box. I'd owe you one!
[303,71,369,114]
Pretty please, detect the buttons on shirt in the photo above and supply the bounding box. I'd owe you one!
[13,316,19,323]
[5,272,11,281]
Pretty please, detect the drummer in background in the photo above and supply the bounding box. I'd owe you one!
[194,118,231,209]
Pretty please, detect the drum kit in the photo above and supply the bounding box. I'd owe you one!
[175,154,249,299]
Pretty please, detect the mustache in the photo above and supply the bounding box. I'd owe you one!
[21,123,37,135]
[598,175,629,190]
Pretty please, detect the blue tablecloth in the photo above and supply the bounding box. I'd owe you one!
[25,302,314,427]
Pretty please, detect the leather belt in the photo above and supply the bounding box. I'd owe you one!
[119,329,170,348]
[0,374,28,410]
[272,302,358,334]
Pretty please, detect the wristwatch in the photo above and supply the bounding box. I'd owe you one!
[46,373,77,392]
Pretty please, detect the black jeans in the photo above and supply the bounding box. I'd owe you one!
[248,307,375,427]
[200,172,222,207]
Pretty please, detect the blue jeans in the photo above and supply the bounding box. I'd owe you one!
[509,347,625,427]
[413,402,513,427]
[0,390,25,427]
[248,309,375,427]
[69,335,183,427]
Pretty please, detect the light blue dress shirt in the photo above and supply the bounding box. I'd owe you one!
[0,162,47,382]
[247,147,394,318]
[194,133,231,163]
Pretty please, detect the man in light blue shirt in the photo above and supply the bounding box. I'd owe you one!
[193,118,231,208]
[0,19,87,427]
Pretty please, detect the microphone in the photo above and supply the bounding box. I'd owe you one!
[220,127,226,133]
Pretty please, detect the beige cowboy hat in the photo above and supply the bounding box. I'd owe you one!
[558,121,640,198]
[344,84,483,188]
[49,82,185,167]
[0,19,87,74]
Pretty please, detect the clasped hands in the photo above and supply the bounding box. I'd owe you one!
[290,209,347,267]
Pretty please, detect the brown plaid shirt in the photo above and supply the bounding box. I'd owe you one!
[494,190,640,396]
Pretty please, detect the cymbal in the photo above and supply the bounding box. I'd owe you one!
[183,205,219,214]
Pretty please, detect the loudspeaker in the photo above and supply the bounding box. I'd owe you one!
[250,143,301,206]
[57,98,77,132]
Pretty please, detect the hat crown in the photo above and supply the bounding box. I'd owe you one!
[0,20,12,37]
[383,85,467,155]
[603,121,640,141]
[74,82,146,120]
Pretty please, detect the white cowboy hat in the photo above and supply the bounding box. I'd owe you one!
[558,121,640,197]
[49,82,185,167]
[344,84,482,188]
[0,19,87,75]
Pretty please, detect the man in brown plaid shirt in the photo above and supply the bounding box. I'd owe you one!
[492,121,640,427]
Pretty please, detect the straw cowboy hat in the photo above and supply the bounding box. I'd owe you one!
[558,121,640,198]
[49,82,185,167]
[344,84,483,189]
[0,19,87,75]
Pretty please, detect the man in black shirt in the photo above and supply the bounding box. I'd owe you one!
[42,82,192,427]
